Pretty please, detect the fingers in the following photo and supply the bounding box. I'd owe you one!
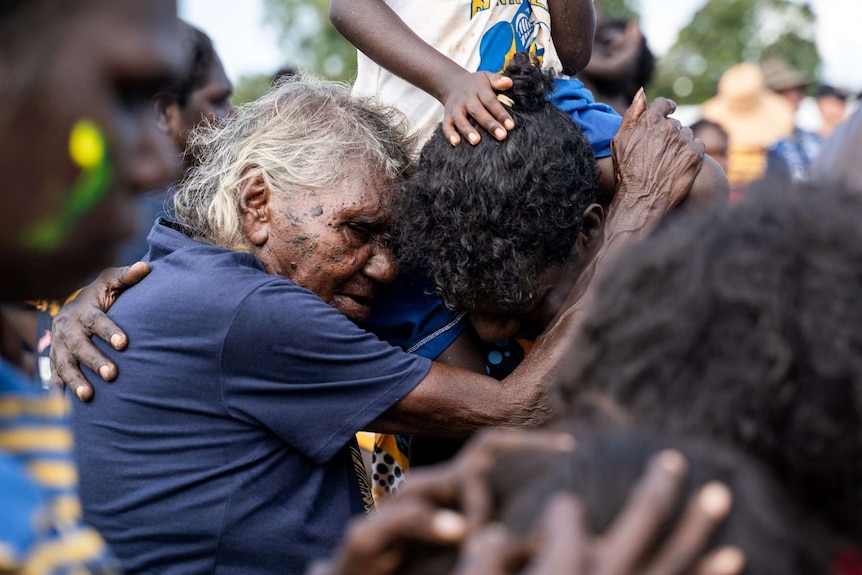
[645,97,677,120]
[396,430,576,528]
[442,115,463,147]
[485,73,516,130]
[443,73,515,146]
[692,547,746,575]
[620,87,647,128]
[524,493,589,575]
[112,260,151,289]
[453,524,525,575]
[641,482,734,575]
[458,430,576,526]
[328,500,468,575]
[592,449,688,575]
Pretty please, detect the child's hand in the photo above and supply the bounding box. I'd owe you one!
[440,71,515,146]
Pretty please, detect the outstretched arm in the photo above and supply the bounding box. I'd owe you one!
[329,0,514,146]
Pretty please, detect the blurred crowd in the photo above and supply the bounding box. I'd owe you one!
[1,1,861,575]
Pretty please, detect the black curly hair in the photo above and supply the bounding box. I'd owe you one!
[394,51,600,312]
[560,179,862,542]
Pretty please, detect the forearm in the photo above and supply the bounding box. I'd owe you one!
[330,0,466,102]
[368,362,555,438]
[548,0,596,75]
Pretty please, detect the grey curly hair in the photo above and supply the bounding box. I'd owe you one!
[173,74,415,251]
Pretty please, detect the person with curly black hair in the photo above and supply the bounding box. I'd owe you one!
[559,178,862,547]
[396,52,602,343]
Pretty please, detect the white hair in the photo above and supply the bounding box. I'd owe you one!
[173,74,414,250]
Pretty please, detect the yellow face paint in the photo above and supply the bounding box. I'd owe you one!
[21,119,115,252]
[69,120,105,170]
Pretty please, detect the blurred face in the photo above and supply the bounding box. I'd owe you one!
[817,95,847,133]
[777,87,806,112]
[696,126,729,174]
[168,55,234,154]
[469,261,577,343]
[260,167,398,323]
[0,0,183,301]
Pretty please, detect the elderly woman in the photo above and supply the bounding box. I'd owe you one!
[54,73,703,573]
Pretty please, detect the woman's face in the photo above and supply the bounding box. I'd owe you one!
[259,167,398,323]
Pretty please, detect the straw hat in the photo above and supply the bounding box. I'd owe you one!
[702,62,794,148]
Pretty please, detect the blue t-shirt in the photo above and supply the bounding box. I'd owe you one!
[72,220,431,575]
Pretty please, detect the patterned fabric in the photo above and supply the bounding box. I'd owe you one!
[766,128,822,183]
[371,337,526,499]
[0,359,118,574]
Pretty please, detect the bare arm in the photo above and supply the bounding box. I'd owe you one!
[548,0,597,75]
[551,91,705,336]
[329,0,514,146]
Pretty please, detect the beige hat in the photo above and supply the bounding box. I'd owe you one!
[702,62,794,148]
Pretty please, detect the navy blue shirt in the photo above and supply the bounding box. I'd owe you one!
[72,220,431,574]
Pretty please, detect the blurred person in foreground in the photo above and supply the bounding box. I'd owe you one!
[559,179,862,564]
[312,430,827,575]
[20,19,234,390]
[0,0,184,572]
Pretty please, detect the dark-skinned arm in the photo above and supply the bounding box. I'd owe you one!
[548,0,597,75]
[550,91,705,336]
[329,0,514,146]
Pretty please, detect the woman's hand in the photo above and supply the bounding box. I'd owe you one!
[50,261,150,400]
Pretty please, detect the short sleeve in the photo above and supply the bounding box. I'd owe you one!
[219,280,432,464]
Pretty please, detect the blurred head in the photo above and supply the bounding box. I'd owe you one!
[809,107,862,192]
[592,19,655,102]
[174,76,414,322]
[815,85,849,136]
[561,180,862,542]
[155,21,234,162]
[403,431,829,575]
[0,0,184,301]
[395,52,602,343]
[691,119,729,174]
[761,57,811,113]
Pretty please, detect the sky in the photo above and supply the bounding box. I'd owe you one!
[179,0,862,91]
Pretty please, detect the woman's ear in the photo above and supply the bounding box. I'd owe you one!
[153,97,172,133]
[576,203,605,260]
[239,169,271,248]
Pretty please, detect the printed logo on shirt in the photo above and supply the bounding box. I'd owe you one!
[471,0,547,19]
[476,1,546,73]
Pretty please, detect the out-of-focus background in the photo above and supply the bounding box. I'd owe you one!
[179,0,860,126]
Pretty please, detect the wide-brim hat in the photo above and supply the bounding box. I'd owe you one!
[702,62,795,148]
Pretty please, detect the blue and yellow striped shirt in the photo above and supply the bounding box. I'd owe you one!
[0,359,119,574]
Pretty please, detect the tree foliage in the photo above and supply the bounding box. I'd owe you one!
[651,0,819,105]
[597,0,640,21]
[262,0,357,82]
